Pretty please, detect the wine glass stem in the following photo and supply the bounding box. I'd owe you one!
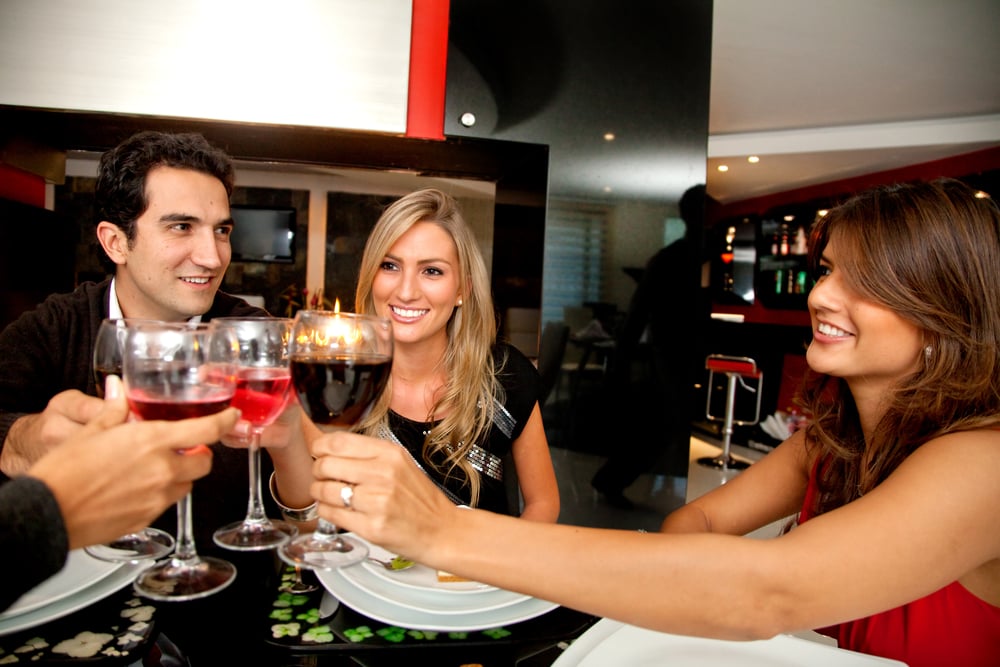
[315,518,344,541]
[173,493,199,562]
[245,429,270,523]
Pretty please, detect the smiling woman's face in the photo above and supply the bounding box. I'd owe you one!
[806,235,923,395]
[371,221,463,348]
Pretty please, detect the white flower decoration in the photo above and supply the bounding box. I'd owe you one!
[52,631,114,658]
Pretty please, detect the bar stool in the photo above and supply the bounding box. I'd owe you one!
[698,354,763,470]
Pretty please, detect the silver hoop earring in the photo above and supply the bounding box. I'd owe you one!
[924,345,933,360]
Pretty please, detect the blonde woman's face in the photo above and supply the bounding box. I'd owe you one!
[372,221,462,348]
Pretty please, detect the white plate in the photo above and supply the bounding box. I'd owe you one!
[552,619,908,666]
[317,565,558,631]
[339,559,530,615]
[0,549,121,620]
[357,535,495,593]
[0,560,149,637]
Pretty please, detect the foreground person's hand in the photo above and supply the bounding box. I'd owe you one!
[1,389,106,476]
[26,376,239,550]
[310,431,458,562]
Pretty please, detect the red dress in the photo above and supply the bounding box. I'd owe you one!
[799,458,1000,667]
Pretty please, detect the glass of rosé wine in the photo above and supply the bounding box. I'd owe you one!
[122,321,239,601]
[85,318,176,563]
[211,317,299,551]
[279,309,393,570]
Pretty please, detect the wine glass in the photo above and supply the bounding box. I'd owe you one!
[84,318,176,563]
[123,321,240,601]
[279,310,393,570]
[211,317,298,551]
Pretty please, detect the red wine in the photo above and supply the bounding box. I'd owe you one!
[291,354,391,428]
[231,367,291,427]
[128,388,234,420]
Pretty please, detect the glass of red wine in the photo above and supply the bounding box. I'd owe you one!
[279,309,393,570]
[85,318,176,563]
[122,321,240,601]
[211,317,299,551]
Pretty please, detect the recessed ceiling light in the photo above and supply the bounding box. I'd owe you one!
[747,155,760,163]
[817,209,829,217]
[603,185,613,192]
[603,132,615,141]
[784,214,795,222]
[717,165,729,172]
[459,112,476,127]
[974,190,990,199]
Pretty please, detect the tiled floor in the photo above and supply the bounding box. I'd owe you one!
[548,445,687,531]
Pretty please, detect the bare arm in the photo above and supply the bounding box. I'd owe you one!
[660,430,810,535]
[220,395,316,513]
[311,429,1000,640]
[510,403,560,522]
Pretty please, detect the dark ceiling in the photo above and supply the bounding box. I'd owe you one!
[443,0,713,205]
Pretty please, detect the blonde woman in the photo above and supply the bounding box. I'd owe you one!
[349,188,558,520]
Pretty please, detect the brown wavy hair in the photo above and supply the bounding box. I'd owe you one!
[799,178,1000,517]
[354,189,503,505]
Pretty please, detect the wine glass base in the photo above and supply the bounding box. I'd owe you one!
[279,533,369,570]
[133,555,237,602]
[213,519,297,551]
[85,528,175,563]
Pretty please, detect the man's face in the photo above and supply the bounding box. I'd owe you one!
[112,166,233,321]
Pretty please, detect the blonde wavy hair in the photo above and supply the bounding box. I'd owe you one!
[354,188,504,505]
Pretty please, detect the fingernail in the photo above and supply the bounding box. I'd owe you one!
[105,375,122,400]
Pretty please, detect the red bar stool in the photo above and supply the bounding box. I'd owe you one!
[698,354,763,470]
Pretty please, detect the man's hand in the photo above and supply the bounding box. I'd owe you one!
[1,390,105,476]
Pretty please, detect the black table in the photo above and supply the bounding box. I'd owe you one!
[0,552,598,666]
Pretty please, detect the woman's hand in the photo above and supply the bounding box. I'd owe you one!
[310,431,458,562]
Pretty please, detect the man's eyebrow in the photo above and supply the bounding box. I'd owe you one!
[159,212,199,222]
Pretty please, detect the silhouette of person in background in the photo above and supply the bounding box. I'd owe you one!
[591,184,713,509]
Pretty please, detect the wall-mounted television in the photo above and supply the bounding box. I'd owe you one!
[229,205,296,263]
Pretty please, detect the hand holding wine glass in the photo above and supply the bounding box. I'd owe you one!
[211,317,298,551]
[123,321,240,601]
[279,309,393,570]
[85,318,176,563]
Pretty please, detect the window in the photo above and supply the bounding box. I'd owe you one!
[542,204,608,325]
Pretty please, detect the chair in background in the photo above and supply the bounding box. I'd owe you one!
[698,354,763,470]
[536,321,570,407]
[504,307,542,359]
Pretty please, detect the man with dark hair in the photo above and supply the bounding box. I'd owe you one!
[0,130,263,473]
[0,130,315,662]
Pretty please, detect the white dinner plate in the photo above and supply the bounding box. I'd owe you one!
[0,560,149,637]
[339,558,530,615]
[0,549,121,620]
[552,619,908,667]
[317,565,558,631]
[356,535,496,594]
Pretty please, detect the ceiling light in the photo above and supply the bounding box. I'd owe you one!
[817,209,829,217]
[747,155,760,163]
[603,185,613,193]
[974,190,990,199]
[717,164,729,172]
[459,112,476,127]
[783,214,795,222]
[603,132,615,141]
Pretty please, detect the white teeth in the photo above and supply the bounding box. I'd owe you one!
[817,322,850,337]
[182,277,210,284]
[391,306,428,318]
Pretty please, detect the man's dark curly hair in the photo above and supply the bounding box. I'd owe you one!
[95,131,234,244]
